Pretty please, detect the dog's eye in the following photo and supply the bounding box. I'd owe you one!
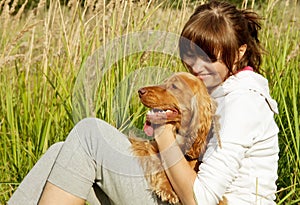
[172,83,178,89]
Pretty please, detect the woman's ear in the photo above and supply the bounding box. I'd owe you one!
[238,44,247,60]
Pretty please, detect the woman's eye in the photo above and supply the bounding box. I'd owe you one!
[186,52,195,58]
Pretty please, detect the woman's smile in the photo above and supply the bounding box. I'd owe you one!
[182,56,228,93]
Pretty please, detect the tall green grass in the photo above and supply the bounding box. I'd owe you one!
[261,1,300,203]
[0,0,299,204]
[260,0,300,203]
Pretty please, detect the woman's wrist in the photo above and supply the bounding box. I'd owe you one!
[153,124,184,169]
[160,142,184,169]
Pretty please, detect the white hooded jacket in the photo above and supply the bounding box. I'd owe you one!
[193,70,279,205]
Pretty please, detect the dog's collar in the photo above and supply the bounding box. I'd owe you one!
[184,154,198,161]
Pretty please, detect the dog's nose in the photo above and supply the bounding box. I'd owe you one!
[138,88,147,98]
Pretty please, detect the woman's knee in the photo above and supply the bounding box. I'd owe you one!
[73,117,122,142]
[68,118,112,158]
[73,118,108,141]
[45,142,64,157]
[48,142,64,151]
[67,117,130,161]
[74,118,108,135]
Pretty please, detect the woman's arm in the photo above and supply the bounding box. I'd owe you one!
[154,124,197,205]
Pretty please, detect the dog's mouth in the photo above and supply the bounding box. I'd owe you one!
[143,108,179,136]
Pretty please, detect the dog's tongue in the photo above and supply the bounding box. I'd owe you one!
[143,120,154,136]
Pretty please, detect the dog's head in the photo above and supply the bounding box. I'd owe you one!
[138,72,215,158]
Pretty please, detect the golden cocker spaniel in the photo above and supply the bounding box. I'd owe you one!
[129,72,224,204]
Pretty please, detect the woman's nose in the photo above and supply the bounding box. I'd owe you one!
[189,63,202,75]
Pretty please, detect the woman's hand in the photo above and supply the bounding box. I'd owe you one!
[153,123,197,205]
[153,124,176,144]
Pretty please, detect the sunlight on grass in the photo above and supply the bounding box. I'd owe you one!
[0,0,299,203]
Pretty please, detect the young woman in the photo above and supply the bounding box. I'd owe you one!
[158,1,279,204]
[8,1,279,205]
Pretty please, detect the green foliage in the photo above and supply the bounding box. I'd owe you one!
[0,0,299,204]
[261,1,300,202]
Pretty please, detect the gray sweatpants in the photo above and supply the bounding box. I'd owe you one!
[8,118,168,205]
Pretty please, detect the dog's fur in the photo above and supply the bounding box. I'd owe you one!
[129,72,224,204]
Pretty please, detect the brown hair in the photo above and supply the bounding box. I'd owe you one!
[179,0,263,74]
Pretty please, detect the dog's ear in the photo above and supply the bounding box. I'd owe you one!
[211,100,222,148]
[188,94,201,133]
[185,87,214,159]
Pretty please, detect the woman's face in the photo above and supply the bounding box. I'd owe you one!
[182,55,229,93]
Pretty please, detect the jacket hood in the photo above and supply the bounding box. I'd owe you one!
[211,70,278,114]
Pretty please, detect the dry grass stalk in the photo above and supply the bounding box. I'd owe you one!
[24,28,36,81]
[287,43,300,62]
[1,0,11,33]
[14,0,28,20]
[36,0,46,16]
[0,0,6,10]
[8,0,18,14]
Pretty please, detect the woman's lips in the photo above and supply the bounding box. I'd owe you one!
[196,73,212,80]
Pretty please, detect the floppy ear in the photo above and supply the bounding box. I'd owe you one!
[185,87,214,159]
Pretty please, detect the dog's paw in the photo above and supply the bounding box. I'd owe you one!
[156,189,179,204]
